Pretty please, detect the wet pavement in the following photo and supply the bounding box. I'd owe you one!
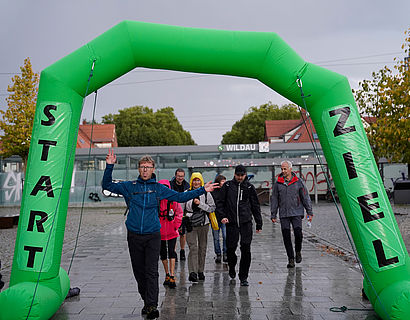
[57,207,380,319]
[2,203,408,319]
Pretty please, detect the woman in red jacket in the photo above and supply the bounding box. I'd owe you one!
[158,180,183,288]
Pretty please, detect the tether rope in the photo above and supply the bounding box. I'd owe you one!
[25,59,97,319]
[295,75,390,319]
[67,89,98,275]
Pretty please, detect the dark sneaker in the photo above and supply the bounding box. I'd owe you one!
[198,272,205,281]
[188,272,198,282]
[180,249,186,261]
[163,273,171,286]
[296,252,302,263]
[287,259,295,268]
[141,305,148,315]
[146,306,159,319]
[223,253,228,263]
[240,280,249,287]
[229,270,236,279]
[215,254,222,264]
[168,276,176,288]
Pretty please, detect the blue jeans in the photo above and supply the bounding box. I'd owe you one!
[212,223,227,255]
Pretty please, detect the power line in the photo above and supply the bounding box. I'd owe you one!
[109,75,208,86]
[319,61,395,67]
[0,72,22,75]
[313,52,402,64]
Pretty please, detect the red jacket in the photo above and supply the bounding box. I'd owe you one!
[158,179,183,240]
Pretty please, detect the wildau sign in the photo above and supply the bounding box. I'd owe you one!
[220,144,257,152]
[219,142,270,153]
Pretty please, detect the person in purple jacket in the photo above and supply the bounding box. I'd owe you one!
[102,149,217,319]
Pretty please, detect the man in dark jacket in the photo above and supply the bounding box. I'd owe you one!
[271,160,313,268]
[216,165,262,287]
[169,168,190,261]
[102,150,217,319]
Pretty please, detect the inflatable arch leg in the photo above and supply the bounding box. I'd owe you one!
[0,21,408,320]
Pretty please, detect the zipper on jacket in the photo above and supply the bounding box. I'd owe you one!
[141,183,146,233]
[236,183,241,228]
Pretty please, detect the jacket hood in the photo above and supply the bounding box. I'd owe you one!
[159,179,171,188]
[277,172,299,185]
[189,172,204,189]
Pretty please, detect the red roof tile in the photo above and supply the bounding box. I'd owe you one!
[77,124,118,148]
[265,120,302,140]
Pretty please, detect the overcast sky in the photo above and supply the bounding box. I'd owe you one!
[1,1,409,145]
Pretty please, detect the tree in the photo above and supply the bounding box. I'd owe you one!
[221,102,300,144]
[354,29,410,164]
[0,58,39,171]
[102,105,195,146]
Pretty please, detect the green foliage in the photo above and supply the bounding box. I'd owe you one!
[354,29,410,164]
[102,105,195,146]
[221,102,300,144]
[0,58,39,170]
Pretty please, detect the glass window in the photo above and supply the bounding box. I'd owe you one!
[190,152,220,161]
[187,168,219,184]
[224,152,253,160]
[158,154,188,168]
[383,163,408,189]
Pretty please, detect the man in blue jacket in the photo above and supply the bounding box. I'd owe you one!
[102,150,217,319]
[271,160,313,268]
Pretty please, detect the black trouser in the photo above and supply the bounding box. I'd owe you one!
[280,216,303,259]
[160,237,177,260]
[127,230,161,307]
[226,221,253,281]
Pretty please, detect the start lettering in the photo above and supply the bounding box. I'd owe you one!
[27,210,48,232]
[41,105,57,126]
[30,176,54,197]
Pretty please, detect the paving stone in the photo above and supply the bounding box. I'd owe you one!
[0,204,390,319]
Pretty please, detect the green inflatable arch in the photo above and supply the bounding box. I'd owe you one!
[0,21,409,320]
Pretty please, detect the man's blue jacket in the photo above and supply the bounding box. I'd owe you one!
[102,164,205,234]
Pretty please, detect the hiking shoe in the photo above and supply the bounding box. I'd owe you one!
[141,305,148,315]
[188,272,198,282]
[168,276,176,288]
[240,280,249,287]
[215,254,222,264]
[198,272,205,281]
[180,249,186,261]
[223,253,228,263]
[146,306,159,319]
[287,259,295,268]
[229,270,236,279]
[296,252,302,263]
[163,273,171,286]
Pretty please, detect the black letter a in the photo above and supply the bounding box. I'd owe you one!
[30,176,54,197]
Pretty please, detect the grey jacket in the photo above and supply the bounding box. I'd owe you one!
[270,172,313,220]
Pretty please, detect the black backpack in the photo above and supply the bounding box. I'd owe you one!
[159,200,176,221]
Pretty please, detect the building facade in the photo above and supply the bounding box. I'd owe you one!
[0,142,406,205]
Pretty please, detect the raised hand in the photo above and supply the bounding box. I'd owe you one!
[204,181,219,192]
[106,148,117,164]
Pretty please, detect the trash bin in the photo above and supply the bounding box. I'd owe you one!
[393,180,410,204]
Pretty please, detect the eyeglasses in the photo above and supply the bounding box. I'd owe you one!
[139,166,154,171]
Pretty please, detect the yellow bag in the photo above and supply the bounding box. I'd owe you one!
[208,212,219,230]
